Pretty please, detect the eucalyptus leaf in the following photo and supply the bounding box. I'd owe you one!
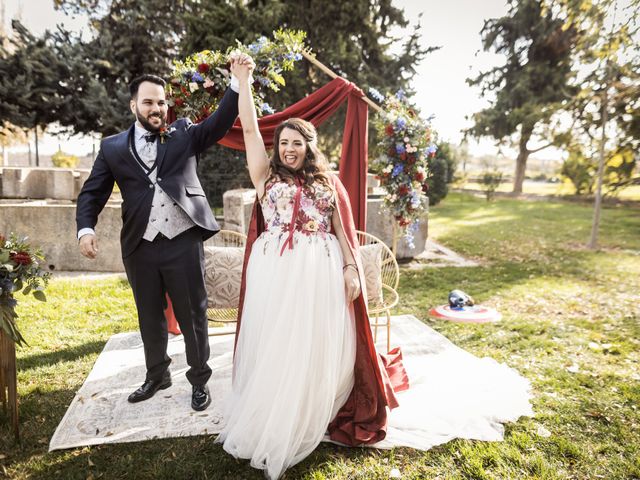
[33,290,47,302]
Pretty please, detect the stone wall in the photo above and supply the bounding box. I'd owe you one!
[0,167,90,201]
[0,202,124,272]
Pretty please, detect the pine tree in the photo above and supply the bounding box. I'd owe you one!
[466,0,580,193]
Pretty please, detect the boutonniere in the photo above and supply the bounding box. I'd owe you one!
[158,126,176,144]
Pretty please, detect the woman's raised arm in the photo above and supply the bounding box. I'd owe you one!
[230,57,270,198]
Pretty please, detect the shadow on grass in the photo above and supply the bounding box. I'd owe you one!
[17,340,106,371]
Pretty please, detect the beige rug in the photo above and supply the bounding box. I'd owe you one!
[50,315,532,452]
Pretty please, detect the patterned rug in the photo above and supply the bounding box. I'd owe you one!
[49,315,532,451]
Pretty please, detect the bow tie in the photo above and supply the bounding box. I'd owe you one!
[144,133,158,143]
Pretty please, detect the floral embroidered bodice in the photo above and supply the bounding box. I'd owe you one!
[260,179,335,239]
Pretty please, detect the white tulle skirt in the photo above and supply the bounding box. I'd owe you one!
[216,231,356,480]
[217,231,534,480]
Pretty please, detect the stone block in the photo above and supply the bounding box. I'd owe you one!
[366,195,429,259]
[0,202,124,272]
[223,188,257,234]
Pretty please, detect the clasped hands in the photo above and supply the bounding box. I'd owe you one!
[229,51,255,82]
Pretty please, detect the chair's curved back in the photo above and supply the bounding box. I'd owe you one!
[204,229,247,325]
[355,230,399,291]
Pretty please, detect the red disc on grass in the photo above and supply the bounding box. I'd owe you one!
[428,304,501,323]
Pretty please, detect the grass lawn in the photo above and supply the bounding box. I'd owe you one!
[460,180,640,201]
[1,192,639,479]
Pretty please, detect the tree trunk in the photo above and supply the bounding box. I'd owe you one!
[27,131,32,166]
[513,123,534,194]
[588,88,608,249]
[34,126,40,167]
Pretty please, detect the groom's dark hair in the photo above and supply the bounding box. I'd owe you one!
[129,74,166,99]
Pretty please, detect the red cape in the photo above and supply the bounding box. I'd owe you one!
[234,175,409,446]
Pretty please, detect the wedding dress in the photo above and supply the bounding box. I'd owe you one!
[217,178,533,480]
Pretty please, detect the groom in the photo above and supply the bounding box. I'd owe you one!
[76,54,253,411]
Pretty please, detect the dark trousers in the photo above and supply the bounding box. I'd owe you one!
[123,227,212,386]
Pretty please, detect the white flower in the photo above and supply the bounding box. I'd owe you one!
[189,82,199,93]
[403,137,410,142]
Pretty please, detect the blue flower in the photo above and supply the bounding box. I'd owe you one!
[408,220,420,233]
[403,233,415,250]
[191,72,204,82]
[368,87,384,103]
[248,36,269,54]
[395,143,406,154]
[258,77,271,86]
[427,145,437,155]
[392,164,404,177]
[395,117,406,131]
[294,53,303,61]
[395,89,407,101]
[261,103,275,114]
[183,71,195,80]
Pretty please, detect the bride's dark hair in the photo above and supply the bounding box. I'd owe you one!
[263,118,331,195]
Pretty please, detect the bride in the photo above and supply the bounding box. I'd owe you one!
[216,56,533,480]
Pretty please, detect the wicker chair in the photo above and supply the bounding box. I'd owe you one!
[203,229,247,336]
[355,230,400,353]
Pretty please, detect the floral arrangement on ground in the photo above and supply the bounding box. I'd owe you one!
[0,234,50,346]
[369,88,437,248]
[168,29,306,122]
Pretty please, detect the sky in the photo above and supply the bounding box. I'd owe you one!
[2,0,526,159]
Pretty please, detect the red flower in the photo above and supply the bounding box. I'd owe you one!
[385,124,395,137]
[198,63,210,73]
[174,98,185,107]
[416,172,425,182]
[397,217,410,227]
[400,152,407,161]
[11,251,32,266]
[407,155,415,165]
[387,147,395,157]
[398,184,409,196]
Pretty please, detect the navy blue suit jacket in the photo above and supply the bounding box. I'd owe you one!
[76,88,239,258]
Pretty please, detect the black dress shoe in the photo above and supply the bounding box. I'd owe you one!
[128,375,172,403]
[191,384,211,411]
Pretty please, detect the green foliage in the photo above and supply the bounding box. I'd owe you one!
[479,170,503,201]
[561,148,595,195]
[466,0,581,192]
[561,146,638,197]
[51,150,79,168]
[426,156,448,206]
[180,0,437,152]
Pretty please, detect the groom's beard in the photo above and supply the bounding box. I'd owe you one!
[135,108,166,133]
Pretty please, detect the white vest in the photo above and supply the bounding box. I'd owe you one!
[131,132,196,241]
